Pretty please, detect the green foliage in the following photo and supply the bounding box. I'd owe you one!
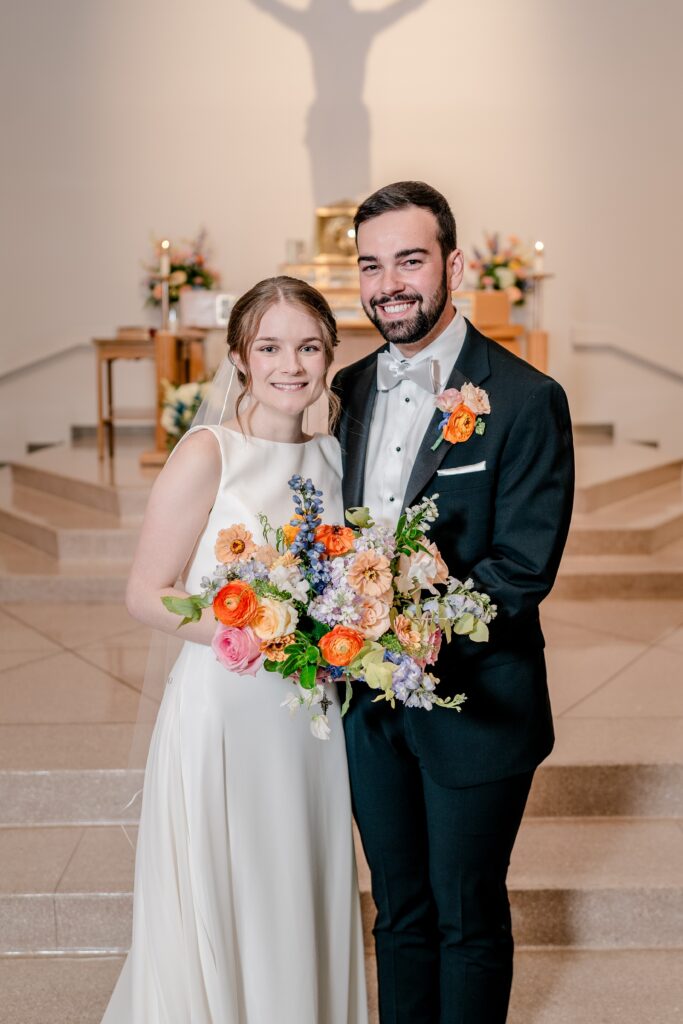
[251,578,292,602]
[341,679,353,717]
[161,593,211,628]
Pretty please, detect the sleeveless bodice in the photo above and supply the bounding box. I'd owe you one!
[182,426,345,594]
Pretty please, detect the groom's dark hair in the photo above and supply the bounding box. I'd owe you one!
[354,181,457,262]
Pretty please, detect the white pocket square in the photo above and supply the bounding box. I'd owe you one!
[437,461,487,476]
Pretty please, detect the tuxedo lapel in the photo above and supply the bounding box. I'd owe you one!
[341,352,384,511]
[403,320,491,509]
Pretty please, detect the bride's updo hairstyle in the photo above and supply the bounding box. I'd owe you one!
[227,276,340,428]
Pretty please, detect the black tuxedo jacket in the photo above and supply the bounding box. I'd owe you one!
[331,320,575,787]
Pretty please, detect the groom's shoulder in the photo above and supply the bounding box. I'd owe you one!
[475,325,565,398]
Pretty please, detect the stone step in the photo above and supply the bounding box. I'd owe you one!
[556,536,683,598]
[0,476,140,562]
[3,818,683,955]
[9,445,155,518]
[0,532,129,601]
[2,712,682,828]
[2,948,683,1024]
[3,755,682,827]
[574,446,683,513]
[566,480,683,555]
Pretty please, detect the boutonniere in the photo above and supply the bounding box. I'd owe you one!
[431,383,491,451]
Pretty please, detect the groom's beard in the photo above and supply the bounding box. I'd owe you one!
[364,270,450,346]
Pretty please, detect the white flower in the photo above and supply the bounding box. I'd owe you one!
[495,266,515,289]
[395,550,443,596]
[310,714,331,741]
[270,563,310,603]
[160,406,178,434]
[176,381,202,405]
[281,692,302,714]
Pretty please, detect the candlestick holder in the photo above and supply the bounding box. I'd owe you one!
[525,272,554,374]
[528,272,554,331]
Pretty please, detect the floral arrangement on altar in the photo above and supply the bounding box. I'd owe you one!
[469,233,533,306]
[160,379,210,449]
[162,476,497,739]
[144,229,221,307]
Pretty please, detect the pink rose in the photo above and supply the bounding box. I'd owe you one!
[435,388,463,413]
[211,625,263,676]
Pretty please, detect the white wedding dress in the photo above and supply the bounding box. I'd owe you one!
[102,426,368,1024]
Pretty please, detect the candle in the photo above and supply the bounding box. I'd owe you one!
[534,240,545,274]
[159,239,171,278]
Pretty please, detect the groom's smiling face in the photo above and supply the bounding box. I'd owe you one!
[357,205,462,354]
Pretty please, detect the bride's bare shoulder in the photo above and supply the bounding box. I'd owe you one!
[157,426,222,490]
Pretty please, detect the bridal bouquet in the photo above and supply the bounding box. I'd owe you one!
[162,477,497,739]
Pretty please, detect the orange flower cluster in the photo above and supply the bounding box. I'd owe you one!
[213,581,258,627]
[319,625,365,667]
[443,404,477,444]
[314,524,356,557]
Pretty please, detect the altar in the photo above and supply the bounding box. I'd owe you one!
[100,205,552,466]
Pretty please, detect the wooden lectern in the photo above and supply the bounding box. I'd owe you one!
[139,329,208,466]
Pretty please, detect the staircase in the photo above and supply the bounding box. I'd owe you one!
[2,687,683,1021]
[1,436,683,603]
[0,443,153,602]
[1,435,683,1022]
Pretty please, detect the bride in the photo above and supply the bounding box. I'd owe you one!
[102,277,368,1023]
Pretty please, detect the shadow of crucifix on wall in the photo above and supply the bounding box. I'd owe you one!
[249,0,429,205]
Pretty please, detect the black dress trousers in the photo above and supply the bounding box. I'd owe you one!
[344,687,534,1024]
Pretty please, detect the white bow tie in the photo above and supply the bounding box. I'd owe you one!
[376,351,436,393]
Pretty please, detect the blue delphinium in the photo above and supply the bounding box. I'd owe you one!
[288,476,331,594]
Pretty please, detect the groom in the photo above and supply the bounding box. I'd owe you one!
[332,181,574,1023]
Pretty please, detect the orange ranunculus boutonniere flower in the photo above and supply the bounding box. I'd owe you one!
[319,625,365,667]
[213,580,259,628]
[443,403,477,445]
[432,382,491,450]
[314,524,356,558]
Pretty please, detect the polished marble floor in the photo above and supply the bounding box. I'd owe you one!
[1,594,683,1022]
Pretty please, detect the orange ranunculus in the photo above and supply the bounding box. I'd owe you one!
[213,581,259,628]
[260,633,297,662]
[443,403,477,444]
[282,513,305,546]
[319,625,365,667]
[314,524,356,558]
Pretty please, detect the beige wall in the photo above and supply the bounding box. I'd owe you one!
[1,0,682,459]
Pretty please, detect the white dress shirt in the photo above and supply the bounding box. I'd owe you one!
[364,309,467,528]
